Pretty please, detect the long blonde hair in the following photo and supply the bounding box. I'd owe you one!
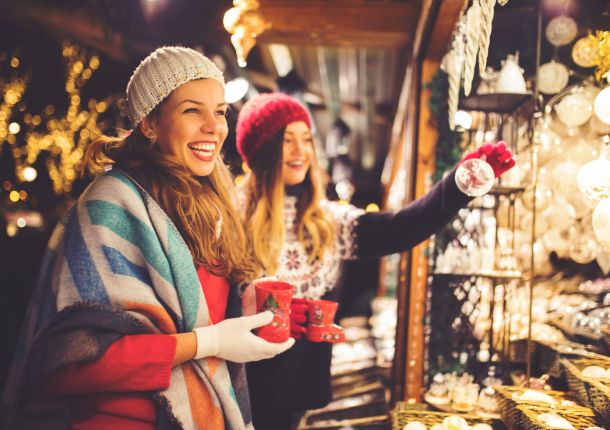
[242,130,334,275]
[84,121,254,284]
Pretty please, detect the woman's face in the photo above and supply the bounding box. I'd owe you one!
[143,79,228,177]
[282,121,314,186]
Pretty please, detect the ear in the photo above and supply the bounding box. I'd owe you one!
[139,116,158,141]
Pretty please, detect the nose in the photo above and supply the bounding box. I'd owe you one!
[291,139,306,156]
[200,110,220,133]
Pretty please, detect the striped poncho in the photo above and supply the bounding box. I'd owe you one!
[2,169,253,430]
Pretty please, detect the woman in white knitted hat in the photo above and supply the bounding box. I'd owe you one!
[2,46,293,430]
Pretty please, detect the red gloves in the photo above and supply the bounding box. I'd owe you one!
[290,298,309,339]
[460,141,516,178]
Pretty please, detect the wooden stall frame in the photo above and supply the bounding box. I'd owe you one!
[390,0,467,405]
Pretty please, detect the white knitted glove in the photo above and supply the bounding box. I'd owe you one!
[194,311,295,362]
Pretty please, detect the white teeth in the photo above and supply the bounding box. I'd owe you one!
[188,143,215,151]
[288,161,304,167]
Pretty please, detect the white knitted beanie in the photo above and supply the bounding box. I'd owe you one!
[126,46,225,126]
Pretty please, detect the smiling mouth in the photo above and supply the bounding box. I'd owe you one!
[188,142,216,161]
[286,160,307,168]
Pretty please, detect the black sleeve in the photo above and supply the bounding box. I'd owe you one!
[354,167,471,259]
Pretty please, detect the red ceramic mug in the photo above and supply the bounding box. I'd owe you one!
[255,281,295,343]
[306,299,345,343]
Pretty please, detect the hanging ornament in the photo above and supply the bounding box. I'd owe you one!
[593,199,610,253]
[577,137,610,202]
[538,60,570,95]
[446,16,467,131]
[545,15,578,47]
[554,92,593,127]
[593,86,610,125]
[463,2,482,96]
[496,53,528,93]
[478,0,496,75]
[572,33,600,68]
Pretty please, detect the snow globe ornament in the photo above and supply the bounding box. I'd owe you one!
[538,60,569,95]
[545,15,578,47]
[496,53,527,93]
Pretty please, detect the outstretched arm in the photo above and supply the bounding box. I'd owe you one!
[354,167,469,259]
[354,142,515,259]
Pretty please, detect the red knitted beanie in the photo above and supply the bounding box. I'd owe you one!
[236,93,311,166]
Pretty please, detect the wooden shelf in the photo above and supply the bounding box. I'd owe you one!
[432,270,525,280]
[459,93,532,114]
[489,185,526,195]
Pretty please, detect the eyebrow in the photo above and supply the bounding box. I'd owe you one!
[178,99,228,108]
[284,131,312,136]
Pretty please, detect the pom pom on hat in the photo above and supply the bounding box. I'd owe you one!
[236,93,311,166]
[126,46,224,126]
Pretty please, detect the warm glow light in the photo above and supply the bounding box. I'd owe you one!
[365,203,380,212]
[8,122,20,134]
[22,166,37,182]
[16,217,26,228]
[594,86,610,125]
[9,190,20,202]
[335,179,354,201]
[225,77,250,103]
[454,110,473,130]
[6,224,17,237]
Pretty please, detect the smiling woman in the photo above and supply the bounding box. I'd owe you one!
[2,46,294,430]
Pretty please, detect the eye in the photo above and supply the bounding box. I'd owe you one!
[215,109,228,116]
[183,107,199,114]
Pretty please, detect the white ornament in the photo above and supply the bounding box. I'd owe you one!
[404,422,428,430]
[577,144,610,202]
[581,365,607,378]
[554,93,593,127]
[496,53,527,93]
[594,86,610,125]
[538,60,570,95]
[545,15,578,47]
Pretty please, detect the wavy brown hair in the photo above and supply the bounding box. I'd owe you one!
[241,130,334,275]
[83,113,254,284]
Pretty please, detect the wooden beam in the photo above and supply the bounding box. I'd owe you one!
[404,58,439,403]
[258,1,419,48]
[0,2,130,62]
[400,0,465,404]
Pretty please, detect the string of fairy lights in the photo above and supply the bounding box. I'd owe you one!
[0,42,126,236]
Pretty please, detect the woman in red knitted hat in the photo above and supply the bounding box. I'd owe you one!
[235,92,516,429]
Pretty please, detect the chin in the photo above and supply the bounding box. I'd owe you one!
[190,164,215,177]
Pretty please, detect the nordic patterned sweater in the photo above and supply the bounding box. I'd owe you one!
[246,167,471,428]
[273,167,470,300]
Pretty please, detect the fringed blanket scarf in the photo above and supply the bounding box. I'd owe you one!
[2,169,253,430]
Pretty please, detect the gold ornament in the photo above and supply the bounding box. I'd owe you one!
[223,0,270,67]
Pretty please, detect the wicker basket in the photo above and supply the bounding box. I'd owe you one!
[493,385,585,429]
[391,403,496,430]
[560,357,610,407]
[584,377,610,427]
[517,404,599,430]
